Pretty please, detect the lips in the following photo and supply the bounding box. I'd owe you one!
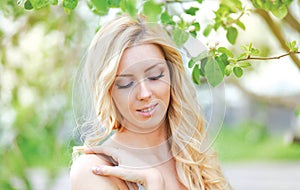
[136,103,158,115]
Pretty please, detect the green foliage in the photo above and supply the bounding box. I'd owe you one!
[15,0,299,87]
[63,0,78,13]
[204,0,246,44]
[214,122,300,162]
[185,7,199,15]
[286,40,299,52]
[205,57,224,87]
[252,0,293,19]
[173,29,189,47]
[89,0,109,15]
[226,26,238,44]
[233,66,243,78]
[1,0,298,188]
[24,0,33,10]
[25,0,58,10]
[143,0,162,22]
[192,64,201,85]
[0,6,84,189]
[108,0,121,7]
[120,0,137,17]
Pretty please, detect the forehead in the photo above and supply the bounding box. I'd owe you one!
[117,44,165,74]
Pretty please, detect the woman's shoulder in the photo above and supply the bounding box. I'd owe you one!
[70,152,126,190]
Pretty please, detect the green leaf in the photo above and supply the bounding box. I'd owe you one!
[205,58,224,87]
[192,22,200,31]
[107,0,121,7]
[190,31,197,38]
[219,53,229,66]
[220,0,243,12]
[62,0,78,10]
[185,7,199,16]
[236,20,246,30]
[226,26,238,44]
[218,47,234,58]
[237,52,248,60]
[250,47,260,56]
[270,5,288,19]
[143,0,162,22]
[192,65,201,85]
[296,106,300,116]
[24,0,33,9]
[203,24,213,36]
[161,12,175,25]
[188,57,197,68]
[233,66,243,77]
[120,0,137,17]
[224,64,233,76]
[238,62,252,68]
[197,0,203,3]
[286,40,299,52]
[51,0,58,5]
[91,0,109,15]
[215,56,226,75]
[29,0,51,9]
[173,29,189,47]
[200,57,208,76]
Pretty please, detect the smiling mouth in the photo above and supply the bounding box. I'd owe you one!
[137,104,158,113]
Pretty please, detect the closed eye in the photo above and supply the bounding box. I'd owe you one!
[148,72,164,80]
[116,81,134,89]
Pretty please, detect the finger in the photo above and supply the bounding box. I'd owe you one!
[92,165,145,184]
[84,146,103,154]
[84,146,120,164]
[84,146,118,156]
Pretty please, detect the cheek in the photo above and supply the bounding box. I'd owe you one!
[157,79,171,106]
[112,90,134,114]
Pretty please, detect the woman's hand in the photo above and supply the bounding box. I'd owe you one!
[84,146,166,190]
[92,165,165,190]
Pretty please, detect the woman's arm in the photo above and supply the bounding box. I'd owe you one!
[70,154,126,190]
[84,146,166,190]
[92,165,165,190]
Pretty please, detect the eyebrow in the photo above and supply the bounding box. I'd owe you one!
[116,62,164,77]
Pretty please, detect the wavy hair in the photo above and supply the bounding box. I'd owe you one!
[73,14,232,190]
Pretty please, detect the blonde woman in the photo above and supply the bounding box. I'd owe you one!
[70,14,232,190]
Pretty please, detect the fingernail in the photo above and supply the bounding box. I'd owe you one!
[92,166,103,174]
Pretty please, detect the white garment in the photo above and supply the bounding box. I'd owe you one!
[125,181,145,190]
[137,183,145,190]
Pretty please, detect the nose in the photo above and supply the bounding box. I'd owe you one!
[136,80,152,101]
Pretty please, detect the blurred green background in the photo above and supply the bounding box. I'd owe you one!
[0,0,299,189]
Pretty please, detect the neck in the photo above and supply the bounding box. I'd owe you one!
[110,120,173,167]
[113,121,169,149]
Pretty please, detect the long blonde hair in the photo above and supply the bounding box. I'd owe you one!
[73,14,232,190]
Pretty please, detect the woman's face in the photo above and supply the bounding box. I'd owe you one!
[111,44,171,133]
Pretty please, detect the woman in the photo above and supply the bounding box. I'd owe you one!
[70,14,232,190]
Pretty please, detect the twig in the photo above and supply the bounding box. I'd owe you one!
[237,51,300,62]
[226,11,245,26]
[255,9,300,69]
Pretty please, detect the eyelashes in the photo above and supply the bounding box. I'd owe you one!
[116,81,134,89]
[148,72,164,80]
[116,71,165,89]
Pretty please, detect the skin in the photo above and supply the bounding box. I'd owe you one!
[111,43,171,136]
[70,44,186,190]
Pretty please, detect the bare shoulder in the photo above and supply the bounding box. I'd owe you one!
[70,154,126,190]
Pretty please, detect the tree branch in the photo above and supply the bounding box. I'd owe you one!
[255,9,300,70]
[226,11,245,26]
[228,78,300,110]
[284,8,300,33]
[238,51,300,62]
